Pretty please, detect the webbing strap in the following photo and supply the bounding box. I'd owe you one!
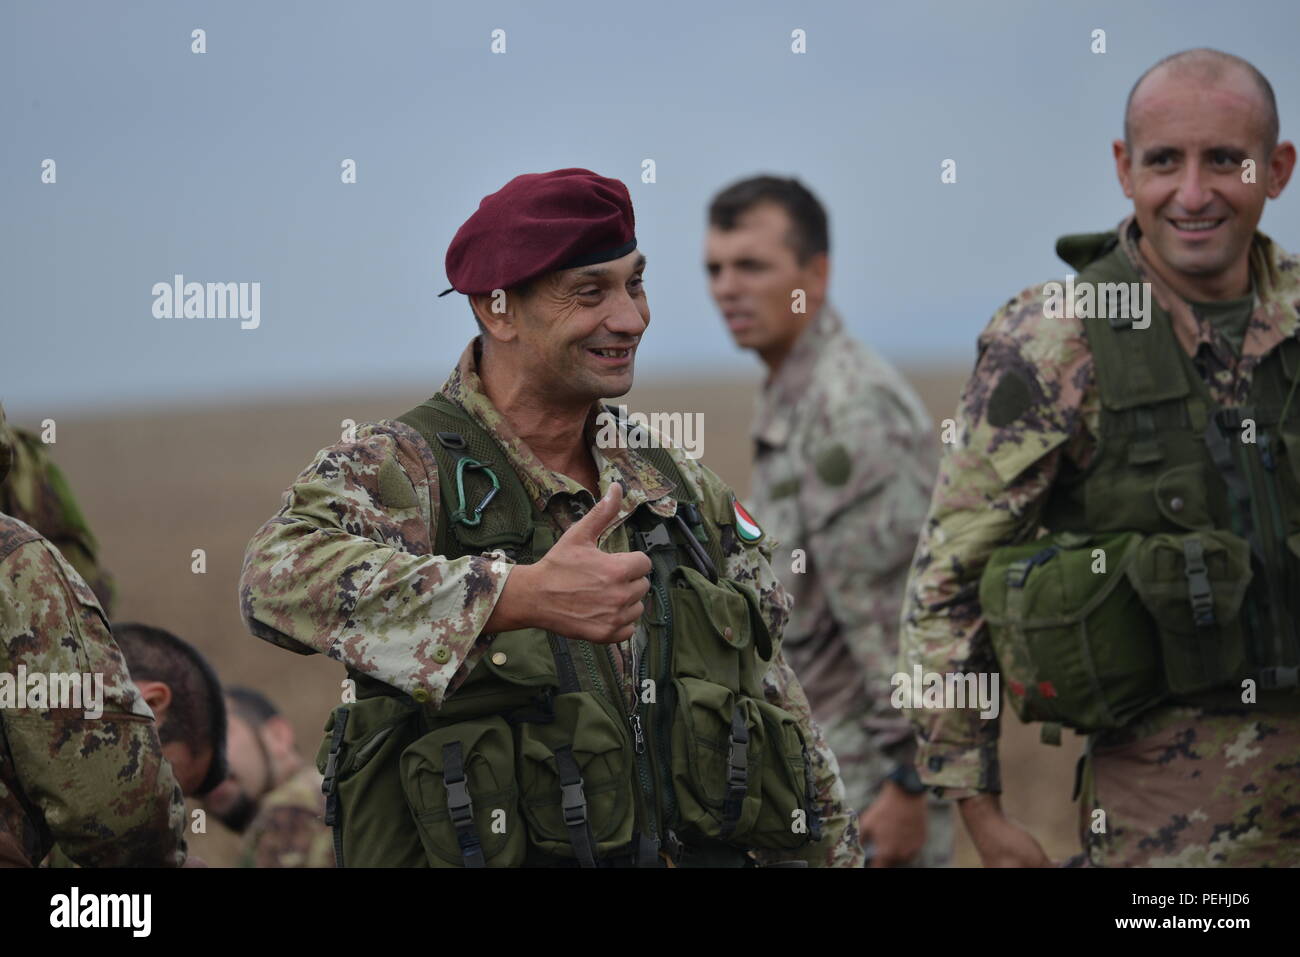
[321,706,350,827]
[720,705,749,838]
[1205,413,1267,567]
[441,741,486,868]
[1182,538,1216,628]
[553,746,598,868]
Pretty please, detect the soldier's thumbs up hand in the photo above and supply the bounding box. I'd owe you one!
[484,483,652,644]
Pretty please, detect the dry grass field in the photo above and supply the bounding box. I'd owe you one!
[33,365,1083,867]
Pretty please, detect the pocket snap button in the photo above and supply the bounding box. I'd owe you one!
[491,651,508,666]
[1170,497,1185,512]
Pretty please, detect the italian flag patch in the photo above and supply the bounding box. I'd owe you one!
[732,497,763,542]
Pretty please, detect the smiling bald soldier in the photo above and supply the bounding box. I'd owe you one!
[900,49,1300,867]
[240,168,862,868]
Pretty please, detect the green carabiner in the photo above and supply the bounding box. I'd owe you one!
[451,457,500,527]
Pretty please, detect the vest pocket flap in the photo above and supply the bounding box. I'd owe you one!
[481,628,558,687]
[400,717,526,867]
[1126,532,1253,622]
[1153,464,1213,530]
[674,566,751,649]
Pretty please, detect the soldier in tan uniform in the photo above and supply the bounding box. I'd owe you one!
[203,686,333,868]
[707,176,952,866]
[901,49,1300,866]
[0,413,187,868]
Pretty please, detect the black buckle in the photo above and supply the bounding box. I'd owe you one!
[445,777,474,826]
[561,780,588,827]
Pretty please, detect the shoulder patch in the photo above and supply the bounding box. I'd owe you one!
[731,496,764,543]
[377,456,418,510]
[814,443,852,487]
[987,370,1035,428]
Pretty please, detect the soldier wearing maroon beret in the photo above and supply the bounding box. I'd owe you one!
[240,168,863,867]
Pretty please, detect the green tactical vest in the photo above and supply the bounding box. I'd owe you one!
[316,395,822,867]
[980,232,1300,740]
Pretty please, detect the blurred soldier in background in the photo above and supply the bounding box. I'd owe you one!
[203,685,333,868]
[0,411,187,867]
[112,622,229,800]
[708,175,953,867]
[900,49,1300,866]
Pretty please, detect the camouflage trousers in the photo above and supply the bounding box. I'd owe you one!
[1079,707,1300,867]
[821,710,954,868]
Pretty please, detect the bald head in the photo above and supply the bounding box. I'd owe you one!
[1125,49,1278,154]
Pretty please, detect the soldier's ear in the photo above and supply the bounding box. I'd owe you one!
[262,715,296,759]
[471,291,522,344]
[135,679,172,724]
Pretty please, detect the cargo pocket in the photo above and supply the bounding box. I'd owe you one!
[670,677,762,844]
[980,530,1166,732]
[1127,530,1251,695]
[399,717,526,867]
[317,696,425,867]
[747,699,817,851]
[669,566,771,697]
[515,692,634,861]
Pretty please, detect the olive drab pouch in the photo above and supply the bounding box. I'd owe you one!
[666,568,816,850]
[980,530,1166,733]
[317,695,425,867]
[1126,530,1252,695]
[668,565,773,700]
[514,690,636,862]
[399,717,526,867]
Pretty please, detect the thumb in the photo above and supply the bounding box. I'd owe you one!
[563,482,624,545]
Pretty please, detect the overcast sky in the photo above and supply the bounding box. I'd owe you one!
[5,0,1299,415]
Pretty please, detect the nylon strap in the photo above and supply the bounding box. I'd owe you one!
[1182,537,1216,628]
[553,746,598,868]
[720,704,749,838]
[441,741,486,868]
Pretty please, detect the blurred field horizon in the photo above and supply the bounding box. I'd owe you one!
[24,364,1084,867]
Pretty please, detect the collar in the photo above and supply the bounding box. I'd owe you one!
[1117,215,1300,371]
[438,338,678,521]
[751,304,845,448]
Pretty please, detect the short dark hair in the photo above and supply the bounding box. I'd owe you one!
[226,685,280,729]
[708,175,829,264]
[113,622,228,793]
[1124,48,1279,153]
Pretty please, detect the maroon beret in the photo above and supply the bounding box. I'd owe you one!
[440,168,637,297]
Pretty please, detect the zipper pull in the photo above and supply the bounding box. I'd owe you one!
[630,712,646,754]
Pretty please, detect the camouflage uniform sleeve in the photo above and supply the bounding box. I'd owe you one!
[239,421,512,704]
[899,287,1089,797]
[678,455,863,868]
[0,536,187,867]
[2,427,116,613]
[798,383,937,762]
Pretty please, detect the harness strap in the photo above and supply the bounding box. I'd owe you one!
[441,741,486,868]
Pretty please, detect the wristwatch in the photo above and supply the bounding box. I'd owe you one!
[885,761,926,795]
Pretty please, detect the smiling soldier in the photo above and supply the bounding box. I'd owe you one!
[900,49,1300,867]
[239,168,861,868]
